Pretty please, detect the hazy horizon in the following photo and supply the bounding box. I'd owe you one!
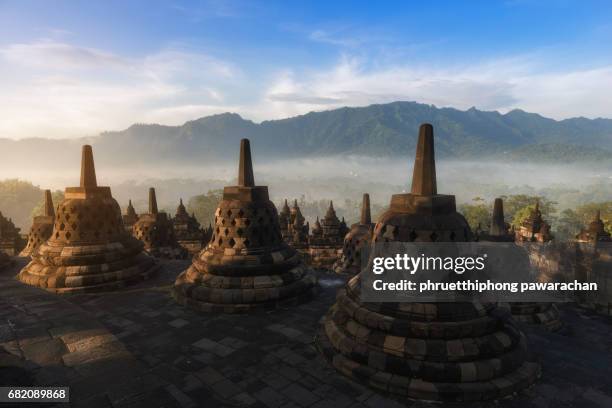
[3,156,610,229]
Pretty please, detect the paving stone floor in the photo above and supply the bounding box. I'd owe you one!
[1,258,612,408]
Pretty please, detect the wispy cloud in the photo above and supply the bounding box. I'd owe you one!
[258,53,612,120]
[0,40,241,139]
[1,38,611,140]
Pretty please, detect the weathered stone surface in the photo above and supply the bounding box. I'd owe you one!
[309,201,348,269]
[18,145,159,293]
[334,194,374,275]
[316,124,540,401]
[133,188,185,259]
[20,189,55,257]
[173,139,317,313]
[2,257,612,407]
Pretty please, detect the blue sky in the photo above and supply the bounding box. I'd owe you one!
[1,0,611,139]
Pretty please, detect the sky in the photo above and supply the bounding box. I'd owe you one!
[1,0,612,139]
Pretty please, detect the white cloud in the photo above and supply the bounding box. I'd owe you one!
[260,54,612,120]
[0,40,241,139]
[0,39,611,140]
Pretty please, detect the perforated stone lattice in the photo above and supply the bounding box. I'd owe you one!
[52,199,124,244]
[210,202,283,251]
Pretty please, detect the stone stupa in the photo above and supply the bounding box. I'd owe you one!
[18,145,159,293]
[480,198,562,331]
[173,139,317,313]
[122,199,139,233]
[317,124,540,402]
[133,188,181,258]
[309,201,345,268]
[516,201,553,243]
[334,193,374,275]
[20,190,55,257]
[173,198,207,256]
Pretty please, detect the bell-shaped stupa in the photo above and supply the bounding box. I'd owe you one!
[122,199,138,233]
[309,201,345,268]
[0,212,24,256]
[20,190,56,257]
[480,198,562,331]
[173,139,317,313]
[173,198,207,256]
[133,188,180,258]
[317,124,539,401]
[334,193,374,275]
[516,201,553,242]
[18,146,159,293]
[576,210,611,243]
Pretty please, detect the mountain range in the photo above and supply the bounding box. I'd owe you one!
[1,101,611,169]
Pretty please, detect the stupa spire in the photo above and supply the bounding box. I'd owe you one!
[410,123,437,196]
[80,145,97,188]
[238,138,255,187]
[149,187,158,214]
[489,198,506,236]
[360,193,371,225]
[43,189,55,217]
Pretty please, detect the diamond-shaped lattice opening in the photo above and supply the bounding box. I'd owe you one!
[224,228,229,236]
[228,238,236,247]
[65,214,71,222]
[236,228,243,236]
[231,219,236,226]
[244,238,250,247]
[65,231,72,239]
[218,237,223,245]
[221,219,226,225]
[238,209,244,217]
[227,209,232,217]
[59,223,65,231]
[71,223,77,230]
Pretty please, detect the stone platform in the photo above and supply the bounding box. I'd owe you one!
[1,258,612,408]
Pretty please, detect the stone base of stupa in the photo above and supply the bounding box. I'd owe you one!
[0,254,12,271]
[511,303,563,332]
[309,246,342,269]
[173,263,317,313]
[316,282,541,402]
[173,264,317,313]
[18,240,160,294]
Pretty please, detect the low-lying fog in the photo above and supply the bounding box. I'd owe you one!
[3,155,611,226]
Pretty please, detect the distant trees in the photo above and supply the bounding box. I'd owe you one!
[0,179,50,230]
[187,189,223,227]
[458,197,490,232]
[459,195,557,233]
[458,194,612,241]
[30,190,64,217]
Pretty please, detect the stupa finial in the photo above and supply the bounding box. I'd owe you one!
[238,138,255,187]
[410,124,437,196]
[360,193,371,225]
[80,145,97,188]
[149,187,158,214]
[489,198,506,236]
[43,189,54,217]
